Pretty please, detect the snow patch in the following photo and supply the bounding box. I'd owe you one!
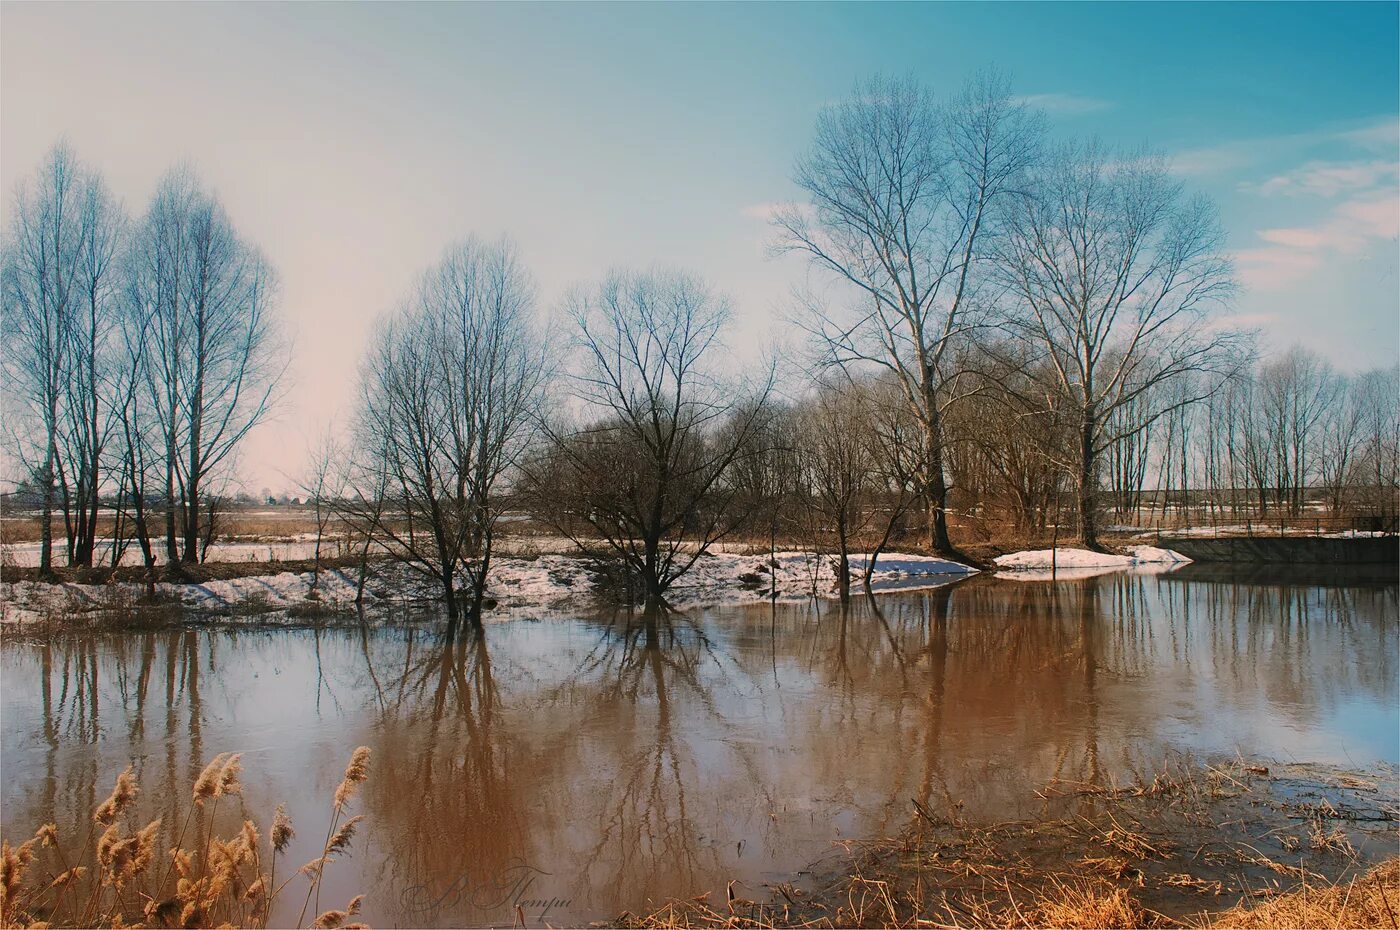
[992,545,1190,581]
[1124,545,1192,564]
[663,550,975,608]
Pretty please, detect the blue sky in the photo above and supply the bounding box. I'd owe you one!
[3,2,1396,489]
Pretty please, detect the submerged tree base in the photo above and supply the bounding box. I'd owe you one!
[611,759,1399,929]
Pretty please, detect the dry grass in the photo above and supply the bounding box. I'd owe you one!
[2,555,366,588]
[1202,857,1399,929]
[617,862,1400,929]
[0,748,373,929]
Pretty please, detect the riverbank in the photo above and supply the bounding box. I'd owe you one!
[616,758,1400,929]
[0,549,979,624]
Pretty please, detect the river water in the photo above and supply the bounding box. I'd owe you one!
[2,565,1396,926]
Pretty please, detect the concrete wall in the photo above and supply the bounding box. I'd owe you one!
[1160,535,1399,565]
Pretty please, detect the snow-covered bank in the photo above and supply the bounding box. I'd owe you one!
[1,550,976,624]
[659,550,975,607]
[992,545,1190,581]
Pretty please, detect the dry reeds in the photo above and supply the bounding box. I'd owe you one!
[1202,857,1399,929]
[617,861,1400,930]
[0,748,372,930]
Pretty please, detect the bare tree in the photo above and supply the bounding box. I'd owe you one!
[997,140,1242,548]
[1252,346,1340,518]
[528,269,772,608]
[333,429,392,605]
[1319,370,1366,516]
[356,237,548,633]
[60,168,126,566]
[2,144,91,576]
[775,72,1040,557]
[943,343,1072,537]
[126,168,284,565]
[793,379,876,603]
[859,374,922,586]
[110,289,160,588]
[299,428,341,595]
[722,397,798,571]
[1352,366,1400,518]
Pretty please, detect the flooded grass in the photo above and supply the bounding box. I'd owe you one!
[615,760,1399,928]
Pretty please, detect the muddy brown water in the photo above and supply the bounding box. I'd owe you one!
[2,566,1396,927]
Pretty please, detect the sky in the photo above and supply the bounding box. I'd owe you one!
[3,1,1397,493]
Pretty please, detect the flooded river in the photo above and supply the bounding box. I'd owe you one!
[2,566,1396,926]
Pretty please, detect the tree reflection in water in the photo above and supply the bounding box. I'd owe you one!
[1,570,1394,926]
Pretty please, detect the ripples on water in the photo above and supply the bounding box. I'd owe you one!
[2,567,1396,926]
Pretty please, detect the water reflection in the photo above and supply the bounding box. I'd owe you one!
[2,570,1395,927]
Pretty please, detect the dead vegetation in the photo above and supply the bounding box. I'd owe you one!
[612,759,1399,929]
[0,748,373,929]
[1,555,366,588]
[1204,857,1399,928]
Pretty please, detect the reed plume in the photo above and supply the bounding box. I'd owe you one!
[93,767,138,826]
[270,807,294,854]
[332,748,371,811]
[192,753,230,803]
[1,749,372,929]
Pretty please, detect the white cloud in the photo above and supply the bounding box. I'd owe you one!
[1236,191,1399,290]
[1337,118,1400,151]
[1172,116,1399,177]
[1241,159,1399,198]
[1234,246,1324,289]
[1012,92,1113,115]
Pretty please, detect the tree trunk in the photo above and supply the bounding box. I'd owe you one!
[642,532,665,610]
[164,438,179,564]
[355,530,373,604]
[442,571,460,639]
[922,415,955,556]
[1079,405,1101,551]
[79,478,100,567]
[38,426,57,579]
[466,545,492,631]
[182,480,201,564]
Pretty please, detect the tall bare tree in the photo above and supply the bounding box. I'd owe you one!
[1352,366,1400,517]
[1318,370,1366,516]
[356,237,548,633]
[775,72,1040,557]
[111,296,160,587]
[997,141,1242,548]
[528,269,772,608]
[1252,346,1339,518]
[3,144,94,576]
[126,169,284,565]
[60,168,126,566]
